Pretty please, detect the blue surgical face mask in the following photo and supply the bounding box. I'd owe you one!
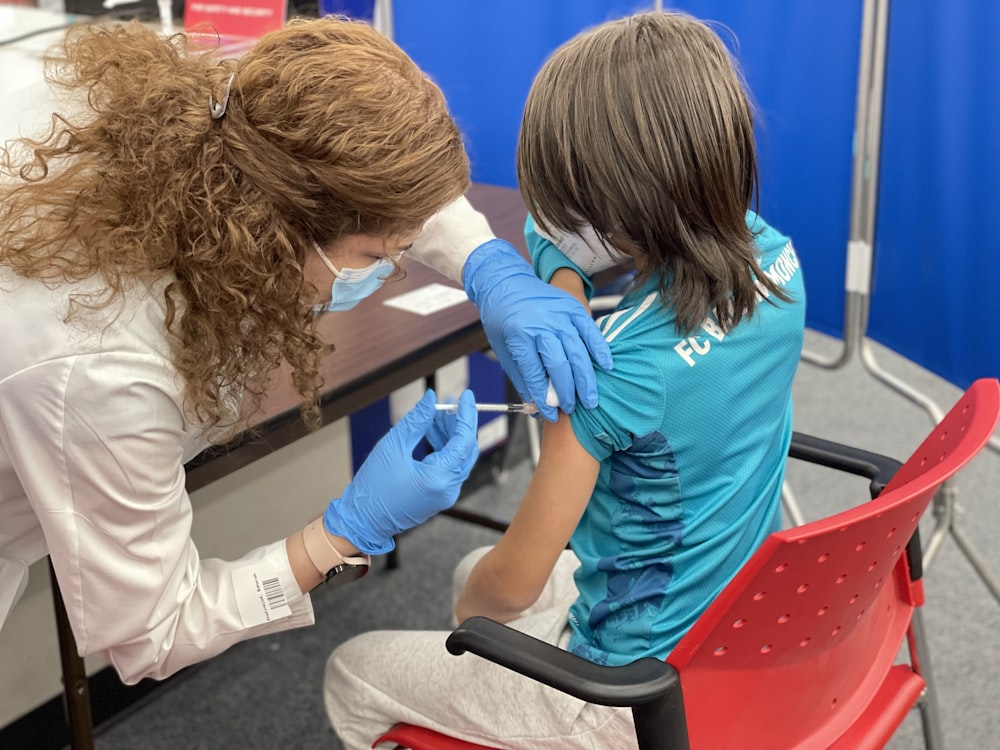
[313,241,394,313]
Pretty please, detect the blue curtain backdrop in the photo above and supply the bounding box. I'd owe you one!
[870,1,1000,389]
[393,1,998,390]
[320,0,375,20]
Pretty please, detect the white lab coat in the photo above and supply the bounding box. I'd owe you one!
[0,234,470,683]
[0,268,319,683]
[0,5,480,685]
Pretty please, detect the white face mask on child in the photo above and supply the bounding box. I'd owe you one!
[533,218,622,275]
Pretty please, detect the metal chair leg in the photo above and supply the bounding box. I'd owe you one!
[48,560,95,750]
[908,608,945,750]
[781,481,807,527]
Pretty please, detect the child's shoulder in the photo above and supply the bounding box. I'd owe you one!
[595,289,665,341]
[592,287,679,385]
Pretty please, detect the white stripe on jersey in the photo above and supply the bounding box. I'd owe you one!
[599,307,631,337]
[601,292,659,343]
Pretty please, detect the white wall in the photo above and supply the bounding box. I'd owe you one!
[0,417,353,727]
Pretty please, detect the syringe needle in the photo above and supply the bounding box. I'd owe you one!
[434,402,539,415]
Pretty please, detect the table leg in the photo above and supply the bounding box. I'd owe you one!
[48,560,95,750]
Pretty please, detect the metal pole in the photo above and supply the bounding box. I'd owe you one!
[797,0,1000,602]
[800,0,880,369]
[374,0,394,40]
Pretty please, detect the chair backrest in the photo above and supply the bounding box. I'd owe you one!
[666,378,1000,749]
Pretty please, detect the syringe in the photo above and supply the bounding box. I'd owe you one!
[434,402,539,415]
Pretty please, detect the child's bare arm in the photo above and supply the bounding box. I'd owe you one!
[454,413,598,624]
[549,267,589,309]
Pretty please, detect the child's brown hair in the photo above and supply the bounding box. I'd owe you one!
[518,11,789,334]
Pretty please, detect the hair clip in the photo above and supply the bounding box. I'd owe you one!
[209,73,236,120]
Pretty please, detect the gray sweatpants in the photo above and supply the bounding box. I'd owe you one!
[324,547,638,750]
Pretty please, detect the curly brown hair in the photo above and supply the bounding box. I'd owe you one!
[518,11,789,335]
[0,18,470,440]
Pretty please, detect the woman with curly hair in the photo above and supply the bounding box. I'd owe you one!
[0,16,610,683]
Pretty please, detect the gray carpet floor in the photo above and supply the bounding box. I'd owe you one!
[95,330,1000,749]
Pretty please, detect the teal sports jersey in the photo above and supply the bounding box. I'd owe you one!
[526,213,806,666]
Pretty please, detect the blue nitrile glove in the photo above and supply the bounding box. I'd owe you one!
[323,389,479,555]
[464,239,613,421]
[425,390,474,453]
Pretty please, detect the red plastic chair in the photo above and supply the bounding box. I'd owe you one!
[374,378,1000,750]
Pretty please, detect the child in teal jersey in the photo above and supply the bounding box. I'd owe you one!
[326,10,806,749]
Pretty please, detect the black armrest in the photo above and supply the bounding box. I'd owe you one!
[447,617,690,750]
[789,431,903,499]
[446,616,677,707]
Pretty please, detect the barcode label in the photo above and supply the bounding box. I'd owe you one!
[232,564,293,628]
[261,576,287,610]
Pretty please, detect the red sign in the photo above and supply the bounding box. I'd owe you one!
[184,0,288,43]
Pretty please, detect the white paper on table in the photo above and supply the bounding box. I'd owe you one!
[382,283,469,316]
